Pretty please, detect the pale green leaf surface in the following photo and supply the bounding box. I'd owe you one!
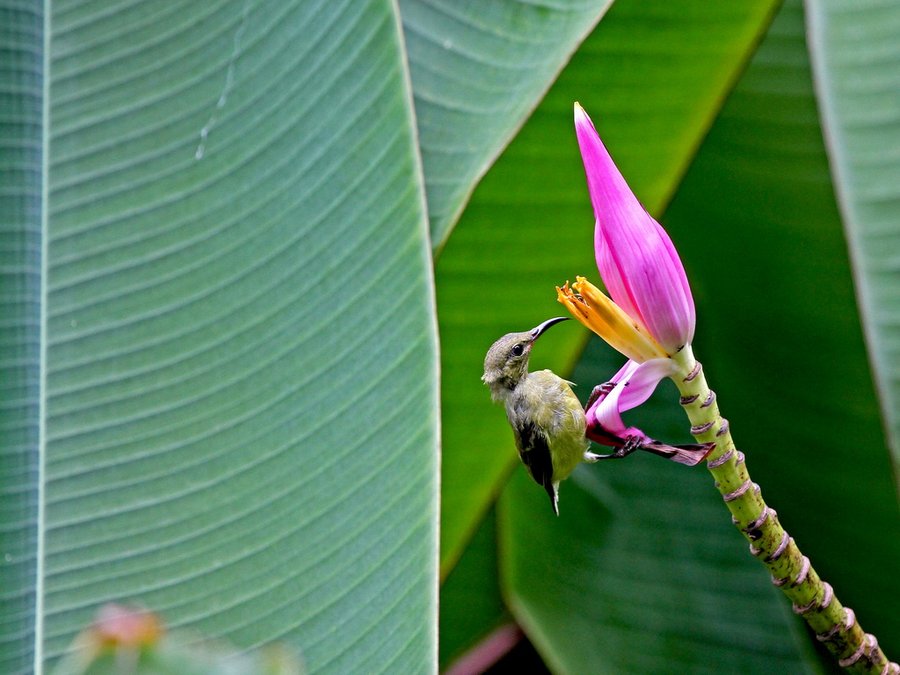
[664,0,900,656]
[806,0,900,474]
[0,4,43,673]
[499,343,821,675]
[437,0,780,576]
[400,0,613,248]
[1,1,439,672]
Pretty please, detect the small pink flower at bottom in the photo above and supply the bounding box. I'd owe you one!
[583,359,713,466]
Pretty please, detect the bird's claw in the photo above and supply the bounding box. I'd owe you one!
[584,381,616,410]
[584,437,641,462]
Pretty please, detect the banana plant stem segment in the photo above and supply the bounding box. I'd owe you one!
[672,346,897,675]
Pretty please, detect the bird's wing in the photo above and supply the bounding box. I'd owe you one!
[528,370,584,433]
[515,419,559,514]
[513,418,554,494]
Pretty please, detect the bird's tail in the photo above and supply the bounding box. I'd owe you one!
[543,481,560,516]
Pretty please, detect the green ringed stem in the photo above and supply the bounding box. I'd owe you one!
[669,345,896,674]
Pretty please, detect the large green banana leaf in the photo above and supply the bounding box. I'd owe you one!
[806,0,900,471]
[4,1,444,670]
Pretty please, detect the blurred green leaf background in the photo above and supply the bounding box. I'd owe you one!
[2,0,897,673]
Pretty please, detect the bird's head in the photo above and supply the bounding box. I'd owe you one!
[482,317,569,399]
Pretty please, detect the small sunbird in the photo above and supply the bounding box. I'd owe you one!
[482,317,712,515]
[482,317,599,516]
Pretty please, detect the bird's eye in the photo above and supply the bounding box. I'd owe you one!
[511,343,525,357]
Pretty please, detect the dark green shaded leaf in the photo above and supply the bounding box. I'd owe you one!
[498,342,820,674]
[439,509,507,670]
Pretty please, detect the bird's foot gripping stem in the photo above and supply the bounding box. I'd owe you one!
[584,425,716,467]
[584,435,643,462]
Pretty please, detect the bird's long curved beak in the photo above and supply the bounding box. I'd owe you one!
[530,316,570,340]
